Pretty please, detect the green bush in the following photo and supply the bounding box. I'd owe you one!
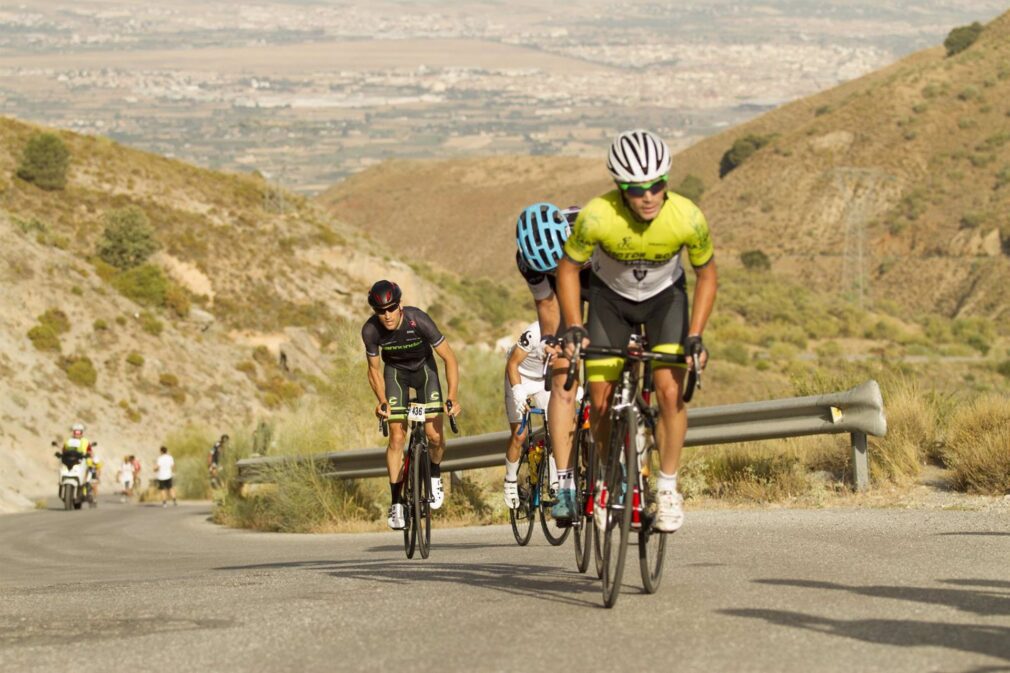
[61,356,97,387]
[27,325,61,352]
[97,206,159,270]
[673,174,705,202]
[164,284,191,318]
[960,212,984,229]
[140,312,164,336]
[159,372,179,388]
[112,264,168,306]
[740,249,771,272]
[944,22,983,57]
[719,134,771,177]
[93,319,108,331]
[16,132,70,190]
[126,352,144,367]
[38,308,70,334]
[720,341,749,366]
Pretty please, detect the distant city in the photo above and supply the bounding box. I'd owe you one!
[0,0,1003,192]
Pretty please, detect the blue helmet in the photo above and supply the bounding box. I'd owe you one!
[515,203,573,273]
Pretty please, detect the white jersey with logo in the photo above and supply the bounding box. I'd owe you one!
[508,322,545,381]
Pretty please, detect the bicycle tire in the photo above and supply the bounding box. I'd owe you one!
[600,406,636,608]
[414,442,432,559]
[509,446,535,546]
[573,424,595,573]
[402,453,416,559]
[638,424,667,593]
[538,445,571,546]
[63,486,74,511]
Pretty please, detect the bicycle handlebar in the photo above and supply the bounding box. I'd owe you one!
[378,403,388,437]
[564,342,699,401]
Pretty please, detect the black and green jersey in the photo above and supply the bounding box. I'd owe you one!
[361,306,445,371]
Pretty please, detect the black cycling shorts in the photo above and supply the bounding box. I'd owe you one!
[585,274,688,382]
[384,356,444,421]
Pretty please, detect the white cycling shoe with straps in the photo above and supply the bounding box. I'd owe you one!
[654,489,685,533]
[430,477,445,510]
[387,503,406,530]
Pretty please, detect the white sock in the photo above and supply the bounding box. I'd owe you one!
[658,471,678,493]
[548,454,558,487]
[505,458,519,481]
[558,468,575,492]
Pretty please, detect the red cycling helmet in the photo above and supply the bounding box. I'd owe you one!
[367,280,402,309]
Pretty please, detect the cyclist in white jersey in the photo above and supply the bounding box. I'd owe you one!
[502,321,552,508]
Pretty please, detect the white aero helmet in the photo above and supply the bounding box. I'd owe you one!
[606,129,672,183]
[71,422,85,433]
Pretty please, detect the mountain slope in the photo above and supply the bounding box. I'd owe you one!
[318,11,1010,327]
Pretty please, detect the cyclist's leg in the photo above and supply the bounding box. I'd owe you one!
[585,278,634,452]
[503,372,528,464]
[641,282,689,476]
[419,357,445,464]
[384,364,409,484]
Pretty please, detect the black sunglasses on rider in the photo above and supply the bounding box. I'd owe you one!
[618,175,668,197]
[373,303,400,315]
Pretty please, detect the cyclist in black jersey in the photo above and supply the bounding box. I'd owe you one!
[361,279,461,531]
[514,203,591,524]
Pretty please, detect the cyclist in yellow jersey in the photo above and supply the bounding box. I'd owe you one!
[558,129,718,532]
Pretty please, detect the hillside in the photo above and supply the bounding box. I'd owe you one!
[0,116,515,510]
[318,11,1010,328]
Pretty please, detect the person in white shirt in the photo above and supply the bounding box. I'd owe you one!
[502,321,553,508]
[119,456,135,502]
[155,446,176,507]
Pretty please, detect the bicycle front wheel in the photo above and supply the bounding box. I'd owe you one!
[600,407,636,608]
[538,446,571,546]
[638,426,668,593]
[509,447,535,546]
[573,424,595,573]
[402,457,416,559]
[414,445,432,559]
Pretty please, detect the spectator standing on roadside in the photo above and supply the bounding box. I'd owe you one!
[131,454,142,494]
[155,446,177,508]
[119,456,134,502]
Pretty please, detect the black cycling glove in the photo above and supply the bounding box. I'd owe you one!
[685,335,707,366]
[561,325,589,348]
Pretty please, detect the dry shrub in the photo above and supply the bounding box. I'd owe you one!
[869,380,936,484]
[682,442,811,502]
[942,394,1010,495]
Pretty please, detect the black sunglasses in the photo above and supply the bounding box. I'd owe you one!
[374,303,400,315]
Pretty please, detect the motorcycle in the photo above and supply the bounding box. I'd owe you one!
[54,450,95,510]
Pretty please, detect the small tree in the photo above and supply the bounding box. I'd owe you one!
[944,22,983,57]
[719,134,771,178]
[673,174,705,202]
[97,206,159,270]
[16,132,70,190]
[740,249,771,272]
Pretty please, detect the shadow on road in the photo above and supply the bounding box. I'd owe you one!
[721,608,1010,664]
[755,578,1010,617]
[215,557,604,608]
[937,532,1010,537]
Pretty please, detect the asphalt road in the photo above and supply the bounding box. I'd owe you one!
[2,500,1009,673]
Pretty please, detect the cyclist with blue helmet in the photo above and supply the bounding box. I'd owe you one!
[511,203,590,524]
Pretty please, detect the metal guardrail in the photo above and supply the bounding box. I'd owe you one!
[237,380,887,490]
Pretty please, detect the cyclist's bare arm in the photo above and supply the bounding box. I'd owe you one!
[366,354,389,417]
[557,257,587,348]
[689,260,719,367]
[433,340,461,415]
[505,342,526,387]
[534,294,561,338]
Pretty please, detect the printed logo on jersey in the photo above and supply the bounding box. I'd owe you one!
[618,236,633,250]
[519,330,532,348]
[430,391,440,401]
[633,269,648,282]
[388,397,398,406]
[409,320,417,328]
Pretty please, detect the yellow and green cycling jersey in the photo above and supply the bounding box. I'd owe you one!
[564,190,714,302]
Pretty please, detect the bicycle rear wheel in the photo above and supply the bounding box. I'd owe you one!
[600,407,636,608]
[573,424,595,573]
[509,447,535,546]
[414,445,432,559]
[538,445,571,546]
[638,423,667,593]
[402,457,416,560]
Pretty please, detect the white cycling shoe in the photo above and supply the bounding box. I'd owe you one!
[655,489,685,533]
[503,478,519,509]
[387,503,406,530]
[430,477,445,510]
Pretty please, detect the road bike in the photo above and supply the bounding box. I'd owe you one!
[509,405,571,547]
[381,399,458,560]
[565,335,700,607]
